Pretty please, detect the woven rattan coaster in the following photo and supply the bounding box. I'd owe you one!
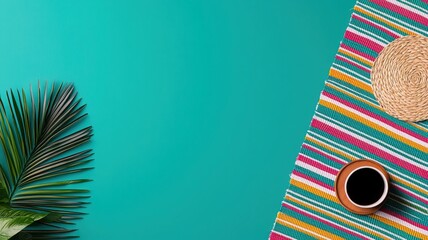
[371,35,428,122]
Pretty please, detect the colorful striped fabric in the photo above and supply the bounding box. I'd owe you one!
[270,0,428,239]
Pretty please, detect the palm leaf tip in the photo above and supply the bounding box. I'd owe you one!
[0,82,93,239]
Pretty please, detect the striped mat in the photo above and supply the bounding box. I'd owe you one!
[270,0,428,239]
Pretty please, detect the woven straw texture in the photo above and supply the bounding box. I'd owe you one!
[371,35,428,122]
[270,1,428,239]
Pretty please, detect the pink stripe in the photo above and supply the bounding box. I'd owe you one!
[297,154,339,175]
[394,184,428,205]
[292,170,334,191]
[310,119,428,179]
[302,143,347,164]
[269,231,292,240]
[344,30,384,53]
[322,91,428,143]
[352,14,400,38]
[381,209,428,231]
[282,202,369,240]
[336,55,370,72]
[340,43,376,61]
[371,0,428,26]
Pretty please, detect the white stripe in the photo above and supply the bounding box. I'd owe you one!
[302,142,348,164]
[325,81,376,104]
[307,131,366,159]
[388,194,427,215]
[313,112,428,190]
[352,12,402,37]
[316,111,424,164]
[295,159,336,180]
[287,190,406,240]
[291,174,335,196]
[392,183,428,205]
[338,45,374,64]
[389,0,428,18]
[347,27,387,47]
[385,200,423,219]
[376,211,428,236]
[314,115,428,172]
[357,2,427,34]
[397,0,428,14]
[331,65,371,90]
[276,218,328,240]
[332,63,371,83]
[336,53,372,72]
[320,94,428,153]
[349,23,390,44]
[283,202,374,239]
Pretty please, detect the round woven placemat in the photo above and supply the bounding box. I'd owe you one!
[371,35,428,122]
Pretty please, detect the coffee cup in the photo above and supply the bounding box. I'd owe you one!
[345,166,389,209]
[335,159,389,215]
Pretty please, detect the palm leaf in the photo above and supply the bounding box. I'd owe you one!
[0,205,47,240]
[0,83,93,239]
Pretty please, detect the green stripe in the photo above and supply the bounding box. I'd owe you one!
[357,0,426,33]
[272,221,317,240]
[286,187,416,239]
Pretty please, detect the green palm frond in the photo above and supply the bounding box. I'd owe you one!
[0,83,93,239]
[0,205,48,240]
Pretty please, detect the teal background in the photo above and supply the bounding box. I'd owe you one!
[0,1,354,239]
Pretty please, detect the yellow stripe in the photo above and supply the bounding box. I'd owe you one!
[319,99,426,153]
[291,176,427,238]
[276,212,345,240]
[305,135,354,161]
[275,217,323,239]
[306,110,428,196]
[410,122,428,133]
[329,69,373,94]
[390,175,428,197]
[326,82,380,110]
[290,178,338,203]
[338,48,373,67]
[286,195,387,239]
[354,6,416,35]
[371,214,427,239]
[326,82,428,134]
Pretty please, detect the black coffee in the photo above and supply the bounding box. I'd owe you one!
[346,168,385,206]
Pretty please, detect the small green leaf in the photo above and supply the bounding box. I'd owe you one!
[0,205,47,240]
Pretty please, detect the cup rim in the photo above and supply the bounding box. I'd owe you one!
[344,166,389,209]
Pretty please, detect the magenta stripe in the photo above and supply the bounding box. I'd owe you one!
[282,202,370,240]
[336,55,370,72]
[322,91,428,143]
[352,13,400,38]
[311,119,428,179]
[394,184,428,205]
[269,231,292,240]
[371,0,428,26]
[340,43,376,61]
[297,154,339,175]
[381,209,428,231]
[344,30,383,53]
[292,170,334,191]
[302,143,347,164]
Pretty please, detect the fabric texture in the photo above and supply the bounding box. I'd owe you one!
[270,0,428,239]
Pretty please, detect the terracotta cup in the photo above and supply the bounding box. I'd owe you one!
[335,159,389,215]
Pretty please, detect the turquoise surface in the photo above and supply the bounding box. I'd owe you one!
[0,1,354,239]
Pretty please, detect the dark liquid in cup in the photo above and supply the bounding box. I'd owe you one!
[346,168,385,206]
